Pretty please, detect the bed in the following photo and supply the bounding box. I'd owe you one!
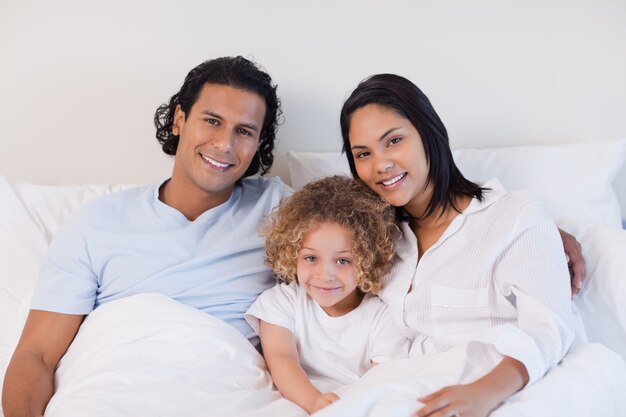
[1,139,625,416]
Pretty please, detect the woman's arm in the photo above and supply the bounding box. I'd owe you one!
[415,356,528,417]
[416,200,574,417]
[493,201,576,383]
[259,320,338,414]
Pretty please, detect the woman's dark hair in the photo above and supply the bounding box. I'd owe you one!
[154,56,281,177]
[340,73,486,219]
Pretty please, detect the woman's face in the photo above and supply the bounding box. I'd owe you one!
[348,104,431,215]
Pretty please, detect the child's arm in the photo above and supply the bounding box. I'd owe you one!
[414,356,528,417]
[259,320,339,414]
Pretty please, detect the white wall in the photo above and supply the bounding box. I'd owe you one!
[1,0,625,218]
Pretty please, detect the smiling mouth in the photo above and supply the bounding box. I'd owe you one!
[200,153,233,169]
[380,173,407,187]
[313,285,341,293]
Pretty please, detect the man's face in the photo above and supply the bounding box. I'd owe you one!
[171,83,266,205]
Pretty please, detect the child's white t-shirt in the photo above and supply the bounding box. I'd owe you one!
[246,282,410,387]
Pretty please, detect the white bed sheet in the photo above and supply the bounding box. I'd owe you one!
[45,294,626,417]
[46,293,304,417]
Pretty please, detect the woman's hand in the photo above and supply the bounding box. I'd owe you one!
[415,356,528,417]
[557,228,585,298]
[414,382,499,417]
[309,392,339,413]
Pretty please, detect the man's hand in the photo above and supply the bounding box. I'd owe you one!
[309,392,339,414]
[558,228,586,298]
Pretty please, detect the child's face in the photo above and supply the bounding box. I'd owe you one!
[297,222,362,317]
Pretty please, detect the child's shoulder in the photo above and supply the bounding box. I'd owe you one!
[359,294,391,317]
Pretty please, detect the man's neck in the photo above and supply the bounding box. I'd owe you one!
[158,178,233,221]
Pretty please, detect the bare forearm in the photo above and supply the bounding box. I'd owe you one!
[2,350,55,417]
[416,356,530,417]
[267,356,321,413]
[474,356,529,410]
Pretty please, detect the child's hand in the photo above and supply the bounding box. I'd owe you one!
[309,392,339,414]
[414,382,500,417]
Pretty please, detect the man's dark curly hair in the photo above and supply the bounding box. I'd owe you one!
[154,56,281,177]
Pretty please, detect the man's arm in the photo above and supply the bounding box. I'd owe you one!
[557,228,586,298]
[2,310,84,417]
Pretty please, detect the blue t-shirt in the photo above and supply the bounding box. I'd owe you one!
[31,176,290,345]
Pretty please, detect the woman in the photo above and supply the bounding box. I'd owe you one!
[340,74,577,417]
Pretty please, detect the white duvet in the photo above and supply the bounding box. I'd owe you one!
[46,293,626,417]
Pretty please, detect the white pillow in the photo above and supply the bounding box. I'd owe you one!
[0,178,138,400]
[286,151,352,191]
[286,140,626,228]
[14,183,139,243]
[452,140,626,229]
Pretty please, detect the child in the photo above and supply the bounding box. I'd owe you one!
[246,175,410,414]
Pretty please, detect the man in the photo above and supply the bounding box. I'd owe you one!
[2,56,585,417]
[2,56,289,417]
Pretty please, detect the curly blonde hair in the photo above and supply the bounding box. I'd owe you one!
[262,175,398,294]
